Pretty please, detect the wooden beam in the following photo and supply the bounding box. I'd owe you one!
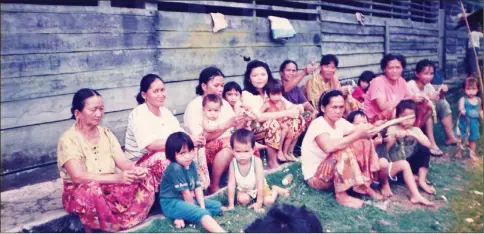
[97,0,111,8]
[438,8,445,71]
[385,20,390,54]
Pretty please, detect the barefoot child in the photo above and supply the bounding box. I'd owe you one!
[226,129,290,213]
[458,77,483,161]
[381,100,435,205]
[159,132,225,232]
[261,79,302,162]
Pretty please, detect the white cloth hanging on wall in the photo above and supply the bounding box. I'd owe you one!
[268,16,296,39]
[210,12,228,33]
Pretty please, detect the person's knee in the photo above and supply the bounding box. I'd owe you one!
[238,193,251,205]
[263,197,275,207]
[207,200,222,215]
[378,158,389,169]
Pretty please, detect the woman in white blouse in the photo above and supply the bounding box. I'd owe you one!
[125,74,208,187]
[241,60,304,169]
[300,89,380,209]
[184,67,246,194]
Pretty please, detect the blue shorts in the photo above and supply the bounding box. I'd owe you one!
[459,117,480,141]
[160,198,222,223]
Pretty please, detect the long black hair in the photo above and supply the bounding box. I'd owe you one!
[243,60,276,96]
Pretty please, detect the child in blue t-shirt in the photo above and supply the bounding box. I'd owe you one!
[159,132,225,232]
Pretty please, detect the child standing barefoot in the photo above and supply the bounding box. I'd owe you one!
[159,132,225,233]
[458,77,483,161]
[383,100,435,205]
[226,129,290,213]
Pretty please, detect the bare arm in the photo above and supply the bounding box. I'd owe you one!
[227,162,236,208]
[254,157,265,208]
[64,160,132,184]
[194,187,205,209]
[181,190,194,204]
[407,129,432,148]
[283,70,309,93]
[202,118,219,133]
[458,97,465,115]
[256,107,300,122]
[302,101,315,113]
[113,146,136,171]
[145,139,167,152]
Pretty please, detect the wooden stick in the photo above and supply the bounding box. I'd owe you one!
[375,114,416,133]
[459,1,484,110]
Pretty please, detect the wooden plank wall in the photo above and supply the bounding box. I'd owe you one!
[443,0,483,79]
[0,1,321,188]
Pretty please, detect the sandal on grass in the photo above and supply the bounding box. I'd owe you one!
[430,147,444,157]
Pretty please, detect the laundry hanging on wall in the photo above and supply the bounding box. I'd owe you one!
[210,12,229,33]
[268,16,296,40]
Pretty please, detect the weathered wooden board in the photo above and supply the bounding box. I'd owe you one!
[155,11,253,32]
[389,26,439,36]
[1,32,158,55]
[320,9,385,26]
[391,42,439,50]
[1,12,155,34]
[1,49,158,79]
[389,35,438,43]
[1,65,155,102]
[1,3,154,16]
[334,53,383,68]
[321,22,384,35]
[321,42,383,55]
[158,31,254,48]
[390,49,438,56]
[321,34,384,43]
[336,64,382,79]
[252,46,321,72]
[254,32,321,46]
[1,76,246,129]
[157,47,253,81]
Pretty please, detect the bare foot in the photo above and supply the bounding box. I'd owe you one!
[380,184,394,198]
[410,195,435,206]
[277,151,287,162]
[273,185,290,197]
[335,192,364,209]
[419,180,436,194]
[470,151,480,162]
[367,187,383,200]
[174,219,185,229]
[445,137,458,145]
[286,153,297,162]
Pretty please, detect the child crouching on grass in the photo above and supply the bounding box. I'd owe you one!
[226,129,290,213]
[159,132,225,232]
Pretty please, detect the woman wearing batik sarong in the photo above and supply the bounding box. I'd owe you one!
[124,74,209,190]
[58,88,165,232]
[300,89,382,209]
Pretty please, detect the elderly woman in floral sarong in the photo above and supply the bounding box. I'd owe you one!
[124,74,209,189]
[184,67,246,194]
[58,88,165,232]
[304,54,361,116]
[241,60,307,169]
[300,89,383,208]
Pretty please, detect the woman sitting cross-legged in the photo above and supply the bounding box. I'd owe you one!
[58,88,166,232]
[300,89,383,208]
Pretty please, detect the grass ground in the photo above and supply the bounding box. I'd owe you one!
[136,88,484,233]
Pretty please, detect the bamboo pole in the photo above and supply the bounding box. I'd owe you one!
[459,1,484,111]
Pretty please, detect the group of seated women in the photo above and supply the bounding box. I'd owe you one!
[57,53,464,231]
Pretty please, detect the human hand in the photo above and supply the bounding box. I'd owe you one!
[194,134,206,146]
[413,94,425,103]
[355,123,378,139]
[133,166,148,179]
[287,106,301,118]
[119,170,138,184]
[460,109,466,116]
[305,61,318,75]
[341,86,350,96]
[249,203,265,213]
[297,104,304,113]
[440,84,448,93]
[373,133,383,145]
[394,130,407,139]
